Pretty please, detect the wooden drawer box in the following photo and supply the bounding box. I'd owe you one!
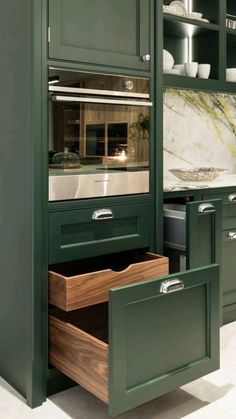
[49,265,220,417]
[49,250,169,311]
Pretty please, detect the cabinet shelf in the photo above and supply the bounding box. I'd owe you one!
[226,28,236,37]
[163,14,219,37]
[164,74,236,94]
[163,74,219,91]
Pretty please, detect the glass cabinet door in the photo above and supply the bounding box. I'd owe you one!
[48,70,151,201]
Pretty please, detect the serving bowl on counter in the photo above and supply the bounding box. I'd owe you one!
[169,167,225,182]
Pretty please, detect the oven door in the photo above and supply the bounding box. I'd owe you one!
[49,95,152,201]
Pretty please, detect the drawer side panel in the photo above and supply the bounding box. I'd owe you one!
[49,315,109,403]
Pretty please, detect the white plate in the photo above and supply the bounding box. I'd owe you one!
[163,49,174,70]
[169,1,187,16]
[164,69,182,75]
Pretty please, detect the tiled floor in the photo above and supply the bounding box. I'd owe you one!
[1,321,236,419]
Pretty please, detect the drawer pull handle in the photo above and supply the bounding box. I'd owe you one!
[228,232,236,240]
[198,203,215,215]
[92,208,114,221]
[142,54,150,62]
[160,279,184,294]
[228,193,236,203]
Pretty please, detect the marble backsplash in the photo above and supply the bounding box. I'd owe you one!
[164,89,236,181]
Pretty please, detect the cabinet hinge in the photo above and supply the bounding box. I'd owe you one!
[48,27,51,43]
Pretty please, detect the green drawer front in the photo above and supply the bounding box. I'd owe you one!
[109,265,220,416]
[202,192,236,228]
[222,229,236,308]
[49,202,150,264]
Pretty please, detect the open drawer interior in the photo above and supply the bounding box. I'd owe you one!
[49,304,109,403]
[49,249,169,311]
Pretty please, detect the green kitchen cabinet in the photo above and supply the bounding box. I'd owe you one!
[49,200,151,264]
[49,264,220,417]
[1,0,231,414]
[202,190,236,323]
[164,199,222,272]
[48,0,153,71]
[187,200,222,269]
[222,229,236,314]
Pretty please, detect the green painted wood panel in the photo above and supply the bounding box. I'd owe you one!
[109,265,219,416]
[186,199,222,269]
[222,229,236,308]
[202,191,236,228]
[0,0,47,408]
[49,201,150,264]
[48,0,152,71]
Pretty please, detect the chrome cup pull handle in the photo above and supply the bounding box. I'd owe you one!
[92,209,114,221]
[198,203,215,215]
[228,232,236,240]
[142,54,150,62]
[160,279,184,294]
[228,193,236,203]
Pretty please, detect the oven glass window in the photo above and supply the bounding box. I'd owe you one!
[48,70,150,201]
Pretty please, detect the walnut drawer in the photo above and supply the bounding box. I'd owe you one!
[49,250,169,311]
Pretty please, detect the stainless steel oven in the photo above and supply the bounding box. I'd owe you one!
[48,69,152,201]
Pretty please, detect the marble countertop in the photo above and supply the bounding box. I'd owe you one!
[164,174,236,192]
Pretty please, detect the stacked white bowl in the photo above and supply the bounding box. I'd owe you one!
[226,68,236,82]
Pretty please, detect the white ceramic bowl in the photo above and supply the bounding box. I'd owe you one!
[164,69,182,75]
[184,12,203,19]
[226,68,236,82]
[169,167,225,182]
[173,64,185,75]
[163,5,177,14]
[163,49,174,70]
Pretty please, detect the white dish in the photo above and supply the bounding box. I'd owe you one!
[163,49,174,70]
[199,18,210,22]
[184,62,198,77]
[163,5,177,14]
[164,69,182,75]
[198,64,211,79]
[169,1,187,16]
[183,12,203,19]
[173,64,185,75]
[226,68,236,82]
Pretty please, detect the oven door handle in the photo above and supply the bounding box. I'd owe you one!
[51,95,153,107]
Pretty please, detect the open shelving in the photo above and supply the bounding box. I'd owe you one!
[163,14,220,82]
[163,0,219,24]
[226,0,236,84]
[162,0,236,92]
[163,14,219,35]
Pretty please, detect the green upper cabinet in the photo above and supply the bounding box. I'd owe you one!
[48,0,152,71]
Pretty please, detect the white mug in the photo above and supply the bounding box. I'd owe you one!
[184,62,198,77]
[197,64,211,79]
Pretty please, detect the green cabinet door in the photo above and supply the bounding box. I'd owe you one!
[222,229,236,316]
[187,199,222,269]
[109,265,220,416]
[48,0,152,71]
